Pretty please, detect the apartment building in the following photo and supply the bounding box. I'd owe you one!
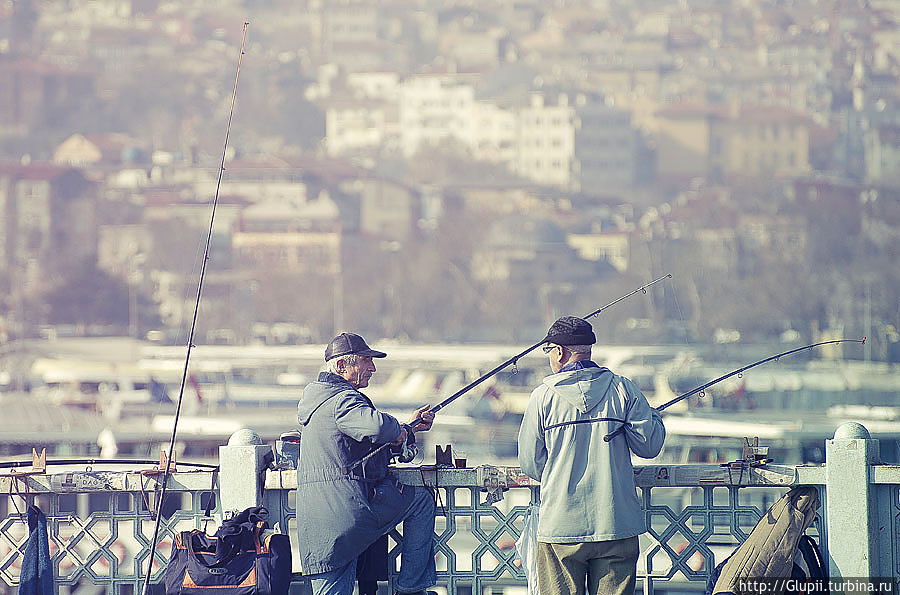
[0,60,96,135]
[657,104,811,181]
[0,163,96,293]
[314,0,378,57]
[573,95,636,194]
[325,99,393,157]
[346,72,400,101]
[399,75,477,157]
[566,230,630,272]
[515,93,575,188]
[231,192,341,274]
[716,107,810,179]
[471,101,517,164]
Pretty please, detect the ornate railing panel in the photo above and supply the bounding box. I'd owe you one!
[0,470,219,595]
[266,464,824,594]
[0,455,887,595]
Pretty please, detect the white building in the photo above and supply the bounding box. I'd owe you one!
[515,93,575,188]
[398,75,477,157]
[325,100,394,156]
[471,102,518,164]
[346,72,400,102]
[567,231,630,272]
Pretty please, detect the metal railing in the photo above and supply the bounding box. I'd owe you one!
[0,422,896,594]
[265,464,816,595]
[0,467,219,594]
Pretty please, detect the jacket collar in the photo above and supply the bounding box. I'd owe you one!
[317,371,354,388]
[558,360,601,373]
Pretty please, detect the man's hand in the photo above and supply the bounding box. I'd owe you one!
[410,405,435,432]
[392,427,408,446]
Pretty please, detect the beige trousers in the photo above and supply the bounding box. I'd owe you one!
[536,536,639,595]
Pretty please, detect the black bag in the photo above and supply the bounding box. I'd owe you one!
[790,535,828,587]
[165,507,292,594]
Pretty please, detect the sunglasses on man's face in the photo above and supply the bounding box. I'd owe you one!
[542,344,557,354]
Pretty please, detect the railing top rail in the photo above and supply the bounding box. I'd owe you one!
[0,462,829,498]
[0,468,217,494]
[267,462,826,490]
[0,463,836,496]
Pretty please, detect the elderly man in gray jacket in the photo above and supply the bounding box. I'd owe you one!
[518,316,666,595]
[297,332,436,595]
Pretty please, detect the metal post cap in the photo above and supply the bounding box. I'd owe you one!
[833,422,870,440]
[228,428,264,445]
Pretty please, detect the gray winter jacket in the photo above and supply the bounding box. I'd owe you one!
[296,372,415,574]
[517,365,665,542]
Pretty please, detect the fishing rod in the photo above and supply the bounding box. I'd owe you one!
[359,273,673,466]
[139,22,249,595]
[0,458,218,470]
[603,337,867,443]
[428,274,671,417]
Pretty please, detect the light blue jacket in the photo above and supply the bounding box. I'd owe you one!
[517,365,665,542]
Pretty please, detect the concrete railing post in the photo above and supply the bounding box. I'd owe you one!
[219,428,272,515]
[825,421,879,578]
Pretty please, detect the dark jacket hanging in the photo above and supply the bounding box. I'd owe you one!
[19,505,53,595]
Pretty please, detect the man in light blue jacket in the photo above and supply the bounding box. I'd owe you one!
[518,316,666,595]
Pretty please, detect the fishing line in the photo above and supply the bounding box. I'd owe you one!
[658,276,703,407]
[603,337,867,443]
[139,22,249,595]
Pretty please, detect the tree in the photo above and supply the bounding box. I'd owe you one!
[43,260,159,331]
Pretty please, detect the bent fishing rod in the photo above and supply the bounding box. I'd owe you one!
[602,337,867,443]
[140,22,249,595]
[358,273,672,466]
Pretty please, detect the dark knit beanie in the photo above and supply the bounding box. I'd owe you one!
[544,316,596,346]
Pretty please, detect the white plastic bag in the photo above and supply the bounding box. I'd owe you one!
[515,503,540,595]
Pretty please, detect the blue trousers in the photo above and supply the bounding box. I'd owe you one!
[308,485,436,595]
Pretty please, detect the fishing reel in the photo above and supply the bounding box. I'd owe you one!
[391,424,419,464]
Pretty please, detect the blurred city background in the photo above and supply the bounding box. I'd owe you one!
[0,0,898,352]
[0,0,899,465]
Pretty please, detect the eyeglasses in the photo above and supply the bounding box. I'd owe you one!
[542,344,557,354]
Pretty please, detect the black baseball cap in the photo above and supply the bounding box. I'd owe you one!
[324,332,387,361]
[544,316,597,346]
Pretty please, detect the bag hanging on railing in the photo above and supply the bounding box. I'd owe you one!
[165,506,292,595]
[710,486,821,595]
[514,503,540,595]
[706,533,828,595]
